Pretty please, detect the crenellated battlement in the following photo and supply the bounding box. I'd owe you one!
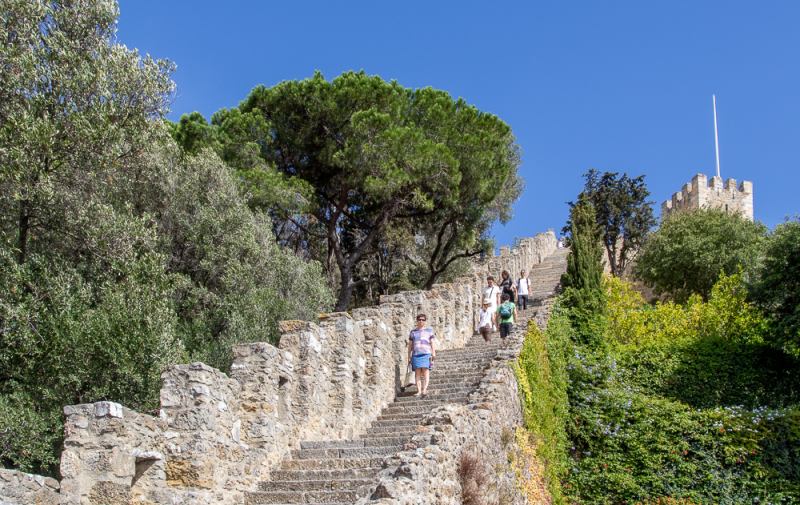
[661,173,754,220]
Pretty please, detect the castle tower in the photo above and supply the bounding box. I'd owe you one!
[661,173,753,221]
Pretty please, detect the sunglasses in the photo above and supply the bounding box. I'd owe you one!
[417,318,426,321]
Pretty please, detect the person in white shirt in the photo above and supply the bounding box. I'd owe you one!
[481,276,501,332]
[477,301,494,343]
[517,269,531,310]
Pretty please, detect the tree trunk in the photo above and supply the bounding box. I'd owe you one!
[17,199,30,265]
[334,263,356,312]
[423,266,444,290]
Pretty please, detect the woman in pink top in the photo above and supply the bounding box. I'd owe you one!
[407,313,435,396]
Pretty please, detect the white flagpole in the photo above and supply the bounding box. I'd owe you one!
[713,94,721,178]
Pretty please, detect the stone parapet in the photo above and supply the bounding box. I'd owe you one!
[2,231,558,504]
[661,173,754,220]
[0,469,59,505]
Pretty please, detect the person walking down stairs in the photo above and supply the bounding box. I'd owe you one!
[407,313,435,397]
[496,293,517,346]
[478,301,495,343]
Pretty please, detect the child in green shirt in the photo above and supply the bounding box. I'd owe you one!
[496,293,516,345]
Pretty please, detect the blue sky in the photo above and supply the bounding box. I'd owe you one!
[118,1,799,248]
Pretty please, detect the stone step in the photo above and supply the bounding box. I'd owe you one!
[244,488,366,504]
[381,399,467,416]
[258,477,374,492]
[433,352,496,360]
[392,392,469,404]
[279,458,384,471]
[432,359,493,366]
[375,412,429,422]
[425,366,489,375]
[436,350,496,356]
[291,445,402,460]
[361,426,418,437]
[370,415,425,426]
[387,397,470,409]
[269,467,381,482]
[397,385,475,398]
[432,360,494,368]
[399,384,480,396]
[401,375,482,386]
[300,437,408,450]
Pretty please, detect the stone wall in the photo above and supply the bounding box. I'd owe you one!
[661,173,754,220]
[1,231,557,504]
[0,469,59,505]
[354,320,538,505]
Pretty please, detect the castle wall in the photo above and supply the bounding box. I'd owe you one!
[661,173,754,220]
[5,230,557,504]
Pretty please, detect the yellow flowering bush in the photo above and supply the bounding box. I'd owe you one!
[605,272,767,349]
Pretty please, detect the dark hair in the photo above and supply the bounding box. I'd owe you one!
[487,276,494,281]
[502,293,510,302]
[501,270,509,278]
[416,313,427,321]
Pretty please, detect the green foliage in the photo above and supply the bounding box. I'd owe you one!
[166,112,222,156]
[536,274,800,504]
[564,170,656,277]
[0,245,183,475]
[605,273,769,349]
[151,149,333,370]
[214,70,521,310]
[752,216,800,358]
[562,194,604,294]
[0,0,333,474]
[0,0,175,265]
[562,348,800,504]
[633,209,767,304]
[515,314,572,505]
[561,194,607,346]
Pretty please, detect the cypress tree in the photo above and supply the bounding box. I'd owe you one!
[562,193,605,293]
[560,193,607,346]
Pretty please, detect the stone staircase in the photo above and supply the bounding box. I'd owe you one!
[244,250,568,505]
[525,249,568,329]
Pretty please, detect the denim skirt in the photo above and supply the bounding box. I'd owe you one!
[411,353,431,371]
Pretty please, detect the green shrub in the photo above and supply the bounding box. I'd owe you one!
[526,275,800,504]
[562,342,800,504]
[0,245,183,475]
[515,307,572,504]
[752,216,800,358]
[632,209,767,304]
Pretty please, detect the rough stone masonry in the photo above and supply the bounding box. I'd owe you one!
[0,231,557,505]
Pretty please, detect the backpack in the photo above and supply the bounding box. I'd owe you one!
[499,302,513,318]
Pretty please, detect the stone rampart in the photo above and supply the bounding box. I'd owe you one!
[1,231,557,504]
[0,469,60,505]
[661,173,754,220]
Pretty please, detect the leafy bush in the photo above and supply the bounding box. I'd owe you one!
[515,313,572,504]
[521,274,800,504]
[605,272,768,348]
[605,274,799,409]
[0,245,183,475]
[752,216,800,358]
[562,344,800,504]
[151,149,333,370]
[633,209,767,304]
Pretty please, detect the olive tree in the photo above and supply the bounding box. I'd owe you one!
[0,0,174,264]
